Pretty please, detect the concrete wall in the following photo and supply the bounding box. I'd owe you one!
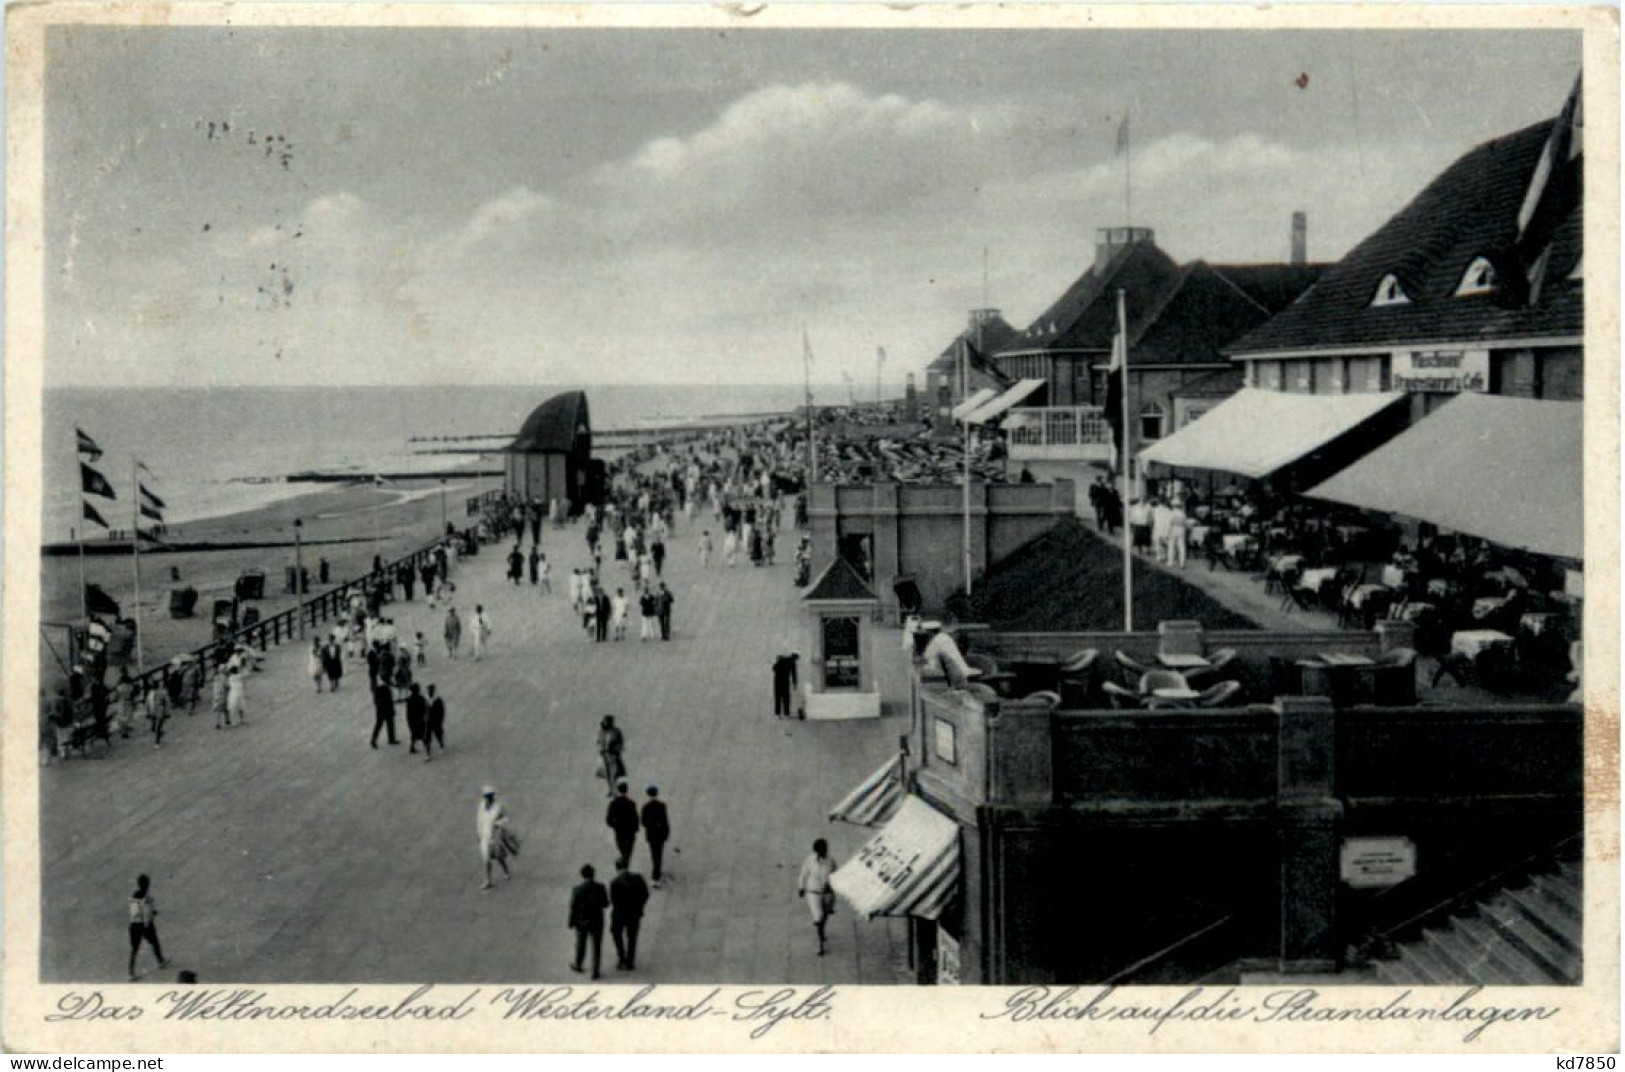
[909,678,1582,983]
[808,480,1075,619]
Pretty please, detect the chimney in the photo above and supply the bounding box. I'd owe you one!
[1095,226,1155,273]
[1291,212,1307,266]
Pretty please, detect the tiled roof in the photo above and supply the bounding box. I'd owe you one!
[1129,262,1293,366]
[928,314,1018,373]
[1229,119,1583,357]
[1168,367,1244,398]
[1208,264,1331,314]
[998,240,1182,355]
[803,557,877,602]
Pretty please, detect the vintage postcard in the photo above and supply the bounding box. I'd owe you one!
[3,1,1618,1055]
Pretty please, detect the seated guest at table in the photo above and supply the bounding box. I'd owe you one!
[922,620,976,686]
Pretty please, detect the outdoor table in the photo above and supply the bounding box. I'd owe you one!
[1272,554,1305,574]
[1519,612,1565,637]
[1381,565,1411,589]
[1348,583,1390,609]
[1151,688,1201,702]
[1298,567,1338,591]
[1319,652,1375,666]
[1266,525,1291,541]
[1189,524,1211,547]
[1157,652,1211,670]
[1396,601,1436,622]
[1221,533,1256,553]
[1426,578,1459,599]
[1451,629,1515,658]
[1473,595,1515,620]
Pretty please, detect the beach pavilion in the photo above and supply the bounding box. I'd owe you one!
[502,391,599,512]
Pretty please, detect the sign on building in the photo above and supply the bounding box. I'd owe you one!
[1339,837,1418,888]
[1392,349,1489,393]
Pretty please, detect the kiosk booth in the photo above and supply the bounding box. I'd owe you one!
[802,557,882,720]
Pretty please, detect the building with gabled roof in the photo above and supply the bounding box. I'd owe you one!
[924,309,1017,435]
[502,391,600,511]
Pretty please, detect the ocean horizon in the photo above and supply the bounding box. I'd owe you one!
[43,383,818,540]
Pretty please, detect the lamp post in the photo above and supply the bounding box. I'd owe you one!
[294,518,306,639]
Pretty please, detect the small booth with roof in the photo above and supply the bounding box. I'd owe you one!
[802,557,882,720]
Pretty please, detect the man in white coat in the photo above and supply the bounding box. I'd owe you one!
[470,604,492,662]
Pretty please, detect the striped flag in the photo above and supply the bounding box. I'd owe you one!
[80,462,116,499]
[140,484,167,511]
[139,502,164,522]
[828,752,905,827]
[82,500,109,529]
[76,428,103,461]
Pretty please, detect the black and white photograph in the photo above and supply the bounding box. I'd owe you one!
[3,2,1617,1055]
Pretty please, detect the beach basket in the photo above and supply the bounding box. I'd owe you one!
[168,587,198,619]
[235,569,266,600]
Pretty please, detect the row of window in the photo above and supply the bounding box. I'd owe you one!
[1248,356,1390,393]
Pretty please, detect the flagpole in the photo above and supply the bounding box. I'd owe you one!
[73,526,88,625]
[962,330,974,597]
[1117,288,1133,633]
[1123,112,1133,228]
[131,457,145,676]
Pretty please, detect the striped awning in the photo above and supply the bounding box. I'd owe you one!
[830,795,960,921]
[965,379,1047,424]
[951,388,998,421]
[828,753,905,827]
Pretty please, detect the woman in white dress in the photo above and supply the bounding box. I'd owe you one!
[225,668,247,725]
[611,588,629,641]
[476,785,512,890]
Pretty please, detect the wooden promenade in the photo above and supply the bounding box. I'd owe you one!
[40,511,910,985]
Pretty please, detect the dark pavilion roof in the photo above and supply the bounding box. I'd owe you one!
[995,241,1324,368]
[803,557,877,603]
[505,391,591,454]
[1229,117,1583,357]
[926,314,1019,376]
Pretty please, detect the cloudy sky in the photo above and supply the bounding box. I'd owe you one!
[45,25,1579,388]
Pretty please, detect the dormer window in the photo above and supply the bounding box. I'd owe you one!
[1455,257,1496,296]
[1371,274,1410,307]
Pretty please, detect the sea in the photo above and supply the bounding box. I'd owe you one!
[42,384,809,542]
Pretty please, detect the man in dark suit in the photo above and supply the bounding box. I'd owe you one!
[425,684,446,751]
[656,583,674,641]
[771,653,799,718]
[605,780,639,864]
[609,857,651,971]
[567,864,609,979]
[641,786,670,888]
[369,681,397,749]
[404,683,431,760]
[595,587,611,643]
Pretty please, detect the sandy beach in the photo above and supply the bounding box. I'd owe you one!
[38,476,500,694]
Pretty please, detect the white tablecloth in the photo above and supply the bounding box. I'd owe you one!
[1520,612,1563,636]
[1348,584,1390,609]
[1222,534,1256,552]
[1473,595,1514,620]
[1298,567,1338,591]
[1272,555,1305,574]
[1451,629,1515,658]
[1381,565,1410,590]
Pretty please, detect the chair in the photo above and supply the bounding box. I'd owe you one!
[1195,680,1244,708]
[1059,648,1098,674]
[1115,650,1151,686]
[1138,669,1188,696]
[1020,690,1062,710]
[1102,681,1141,709]
[1185,647,1237,684]
[1057,649,1098,709]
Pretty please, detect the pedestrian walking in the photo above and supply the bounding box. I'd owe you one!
[470,605,492,661]
[477,786,514,890]
[798,838,837,956]
[611,588,629,641]
[405,683,432,761]
[127,874,170,980]
[657,583,674,641]
[723,529,738,568]
[393,654,414,703]
[225,668,247,725]
[426,684,446,751]
[538,553,552,594]
[321,637,344,692]
[308,639,326,693]
[528,545,540,585]
[444,606,462,659]
[596,587,611,643]
[609,857,650,971]
[772,653,800,718]
[211,671,229,729]
[144,684,170,749]
[507,544,524,585]
[567,864,609,979]
[642,786,670,888]
[597,715,626,795]
[370,681,398,749]
[606,780,639,863]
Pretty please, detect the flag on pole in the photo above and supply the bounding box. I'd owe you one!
[1103,307,1128,467]
[1494,76,1583,308]
[82,501,109,529]
[75,428,103,461]
[139,502,164,522]
[139,484,167,511]
[80,462,116,499]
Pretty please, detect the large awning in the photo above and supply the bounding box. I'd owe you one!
[950,388,998,421]
[828,753,905,827]
[1139,388,1407,479]
[830,795,960,920]
[965,379,1047,424]
[1306,393,1583,561]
